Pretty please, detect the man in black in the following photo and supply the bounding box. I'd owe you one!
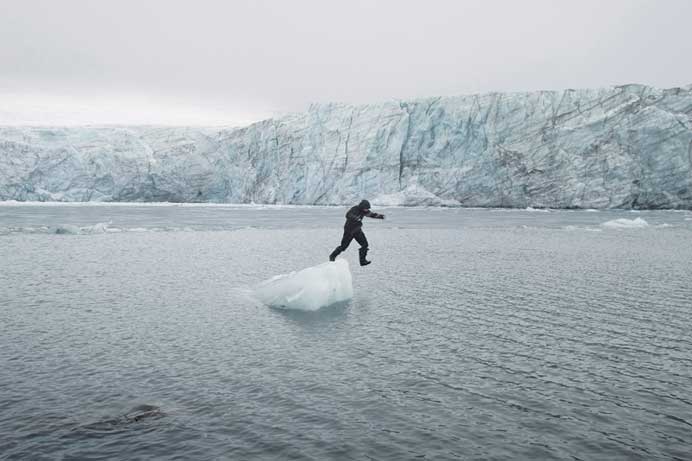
[329,199,385,266]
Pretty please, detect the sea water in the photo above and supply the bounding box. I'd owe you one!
[1,204,691,460]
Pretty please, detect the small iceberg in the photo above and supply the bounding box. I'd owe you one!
[601,217,649,229]
[54,222,111,234]
[253,259,353,311]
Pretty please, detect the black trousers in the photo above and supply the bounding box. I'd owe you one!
[339,227,368,251]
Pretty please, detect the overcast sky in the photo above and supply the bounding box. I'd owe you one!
[1,0,690,125]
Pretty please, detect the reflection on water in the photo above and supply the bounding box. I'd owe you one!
[269,301,352,325]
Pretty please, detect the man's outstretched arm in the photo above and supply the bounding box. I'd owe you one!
[365,211,385,219]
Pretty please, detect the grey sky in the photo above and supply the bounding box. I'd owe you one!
[1,0,690,125]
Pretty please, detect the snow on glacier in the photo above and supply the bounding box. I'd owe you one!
[253,259,353,311]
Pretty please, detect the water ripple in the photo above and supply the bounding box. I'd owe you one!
[1,210,691,459]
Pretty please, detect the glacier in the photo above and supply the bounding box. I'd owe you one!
[1,84,691,209]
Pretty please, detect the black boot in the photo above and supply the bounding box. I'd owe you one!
[329,246,342,261]
[359,247,371,266]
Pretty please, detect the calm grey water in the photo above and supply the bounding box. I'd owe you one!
[1,204,691,460]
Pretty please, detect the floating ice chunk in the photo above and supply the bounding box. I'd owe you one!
[253,259,353,311]
[563,225,603,232]
[54,222,111,234]
[86,222,110,233]
[601,217,649,229]
[54,224,81,234]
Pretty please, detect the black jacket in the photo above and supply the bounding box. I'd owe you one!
[344,205,384,232]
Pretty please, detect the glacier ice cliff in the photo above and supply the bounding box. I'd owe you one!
[1,84,691,208]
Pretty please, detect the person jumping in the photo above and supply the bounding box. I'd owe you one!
[329,199,385,266]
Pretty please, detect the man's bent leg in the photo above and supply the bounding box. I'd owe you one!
[330,231,354,261]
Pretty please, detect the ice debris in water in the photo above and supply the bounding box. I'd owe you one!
[601,217,649,229]
[54,222,111,234]
[253,259,353,311]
